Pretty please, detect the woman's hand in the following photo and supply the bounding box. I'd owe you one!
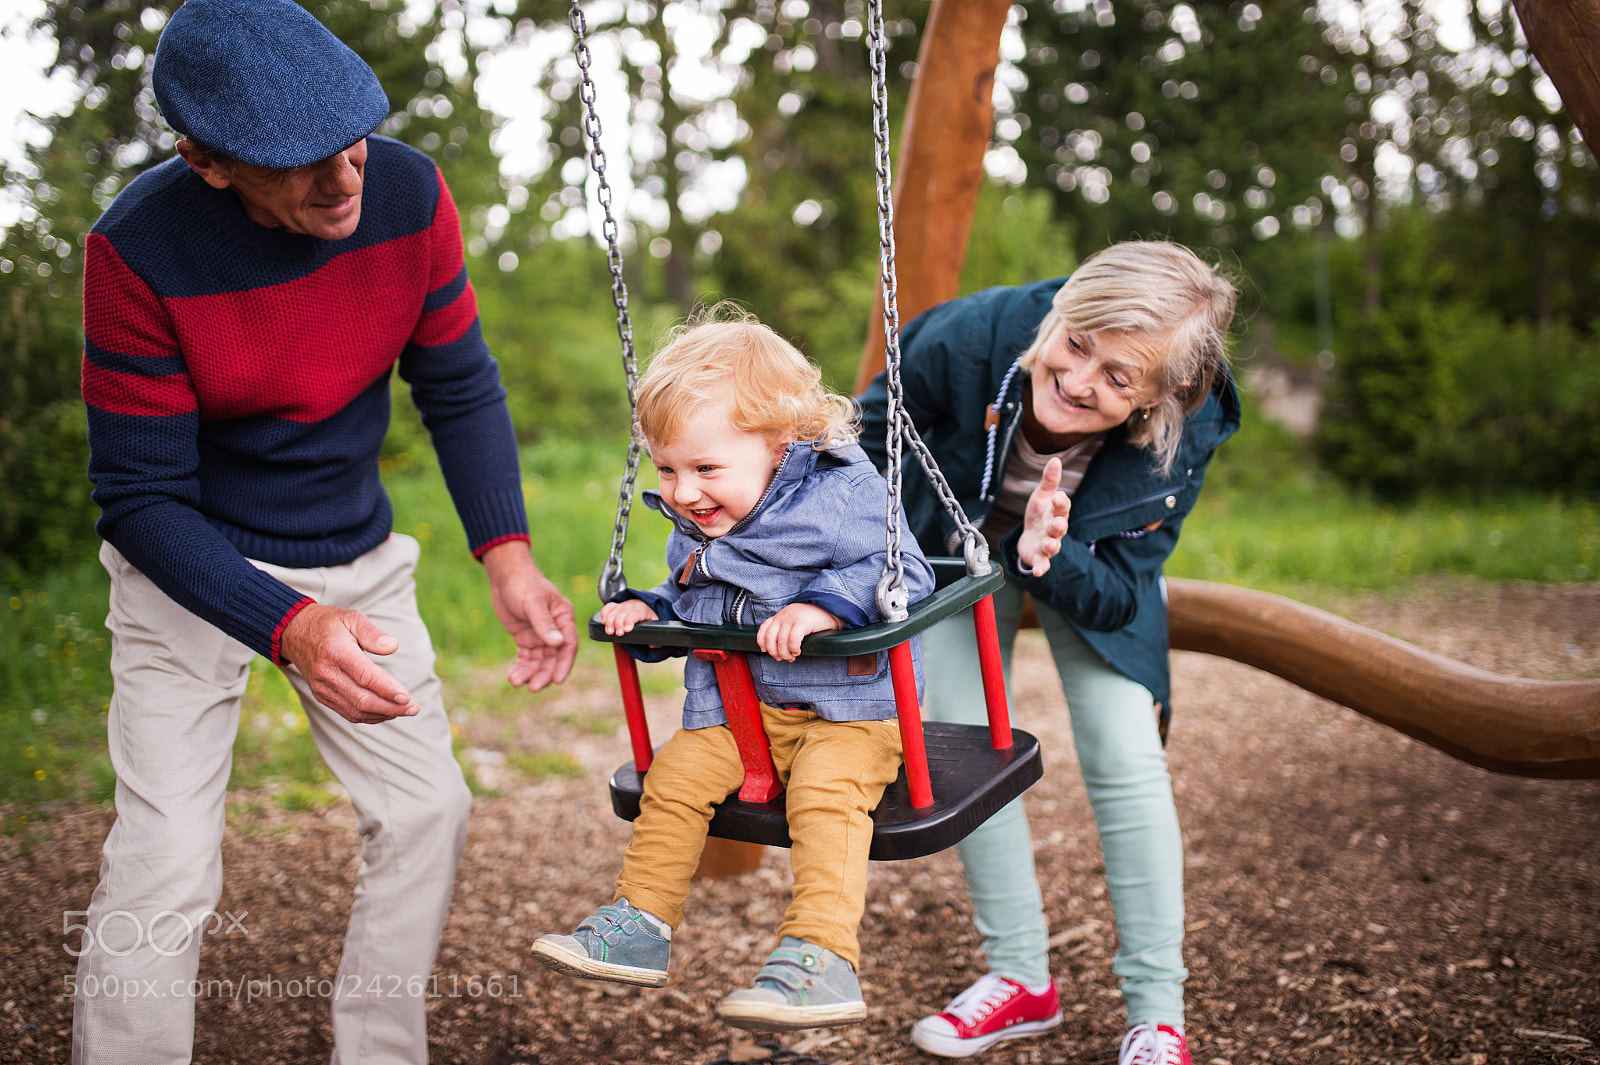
[600,598,660,636]
[1016,456,1071,576]
[757,603,844,662]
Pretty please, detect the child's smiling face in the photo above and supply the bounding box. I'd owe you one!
[648,399,788,539]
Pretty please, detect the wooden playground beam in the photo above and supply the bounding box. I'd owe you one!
[855,0,1600,781]
[1166,580,1600,779]
[1513,0,1600,149]
[854,0,1011,395]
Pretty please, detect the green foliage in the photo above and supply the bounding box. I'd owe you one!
[1318,213,1600,497]
[0,399,98,577]
[1005,0,1349,278]
[389,434,672,672]
[1175,409,1600,588]
[0,573,115,817]
[468,239,663,442]
[959,183,1079,295]
[229,663,331,791]
[700,2,924,388]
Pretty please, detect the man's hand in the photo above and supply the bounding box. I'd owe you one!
[599,598,659,636]
[482,540,578,692]
[757,603,843,662]
[1016,456,1071,576]
[279,604,420,724]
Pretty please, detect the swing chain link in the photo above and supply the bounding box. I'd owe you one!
[571,1,643,603]
[579,0,987,615]
[866,0,910,622]
[866,0,990,601]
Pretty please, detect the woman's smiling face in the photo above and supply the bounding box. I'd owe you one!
[1027,326,1160,446]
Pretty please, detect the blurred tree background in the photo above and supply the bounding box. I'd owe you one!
[2,0,1597,576]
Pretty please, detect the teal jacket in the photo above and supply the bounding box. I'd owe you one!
[857,278,1241,717]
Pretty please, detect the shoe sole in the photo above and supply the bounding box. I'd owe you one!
[910,1012,1064,1058]
[530,937,668,988]
[717,999,868,1033]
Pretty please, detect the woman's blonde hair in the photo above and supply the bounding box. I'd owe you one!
[635,303,858,449]
[1020,241,1237,475]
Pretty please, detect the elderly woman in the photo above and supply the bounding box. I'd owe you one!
[859,241,1240,1065]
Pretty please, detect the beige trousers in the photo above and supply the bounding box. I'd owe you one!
[72,535,471,1065]
[615,705,902,967]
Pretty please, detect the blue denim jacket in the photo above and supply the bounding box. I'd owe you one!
[623,440,936,731]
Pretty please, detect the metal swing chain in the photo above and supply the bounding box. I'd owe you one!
[571,1,643,603]
[865,1,990,622]
[866,0,910,623]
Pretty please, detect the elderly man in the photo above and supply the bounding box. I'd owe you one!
[73,1,574,1061]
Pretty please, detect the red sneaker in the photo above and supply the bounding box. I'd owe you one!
[1119,1022,1191,1065]
[911,973,1062,1057]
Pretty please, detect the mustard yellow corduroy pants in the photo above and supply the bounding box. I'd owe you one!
[615,705,902,967]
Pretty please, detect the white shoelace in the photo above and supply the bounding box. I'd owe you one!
[1119,1022,1185,1065]
[943,973,1018,1025]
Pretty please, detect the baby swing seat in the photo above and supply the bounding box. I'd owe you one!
[596,560,1042,861]
[569,0,1042,862]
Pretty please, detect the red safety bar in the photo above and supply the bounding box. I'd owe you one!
[614,645,654,773]
[971,593,1012,749]
[692,649,784,802]
[609,593,1014,813]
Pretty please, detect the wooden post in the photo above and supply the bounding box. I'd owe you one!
[855,0,1013,394]
[1511,0,1600,149]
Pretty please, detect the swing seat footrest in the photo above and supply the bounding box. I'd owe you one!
[607,722,1042,862]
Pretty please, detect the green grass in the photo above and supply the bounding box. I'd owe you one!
[1170,413,1599,594]
[507,748,584,780]
[3,424,1593,822]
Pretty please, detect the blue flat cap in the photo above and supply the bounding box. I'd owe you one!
[152,0,390,170]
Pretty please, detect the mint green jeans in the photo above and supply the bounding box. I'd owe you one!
[922,579,1186,1027]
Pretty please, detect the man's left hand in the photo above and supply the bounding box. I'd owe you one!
[481,540,578,691]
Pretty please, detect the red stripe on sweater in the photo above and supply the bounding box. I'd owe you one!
[167,231,433,423]
[472,532,530,560]
[81,360,198,417]
[429,168,466,280]
[412,283,479,347]
[271,597,318,666]
[83,233,182,362]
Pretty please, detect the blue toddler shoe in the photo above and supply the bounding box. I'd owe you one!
[717,936,867,1031]
[530,898,671,988]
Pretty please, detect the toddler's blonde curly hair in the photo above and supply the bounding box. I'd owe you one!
[636,303,857,449]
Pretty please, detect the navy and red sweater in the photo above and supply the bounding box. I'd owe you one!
[82,136,529,664]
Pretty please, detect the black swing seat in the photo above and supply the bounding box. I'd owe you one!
[608,722,1041,861]
[592,560,1043,861]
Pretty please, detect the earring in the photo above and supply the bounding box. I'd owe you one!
[1139,407,1153,421]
